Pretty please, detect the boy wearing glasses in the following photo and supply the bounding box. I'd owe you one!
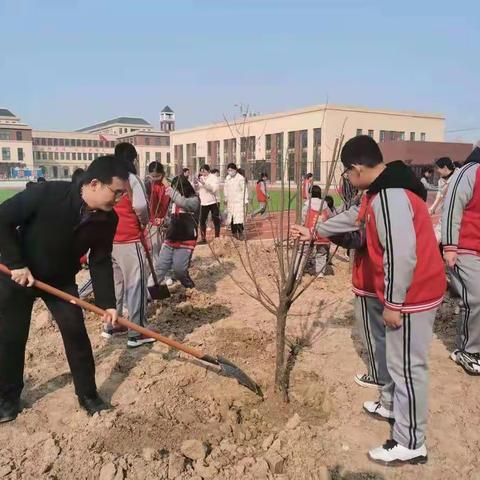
[293,135,445,466]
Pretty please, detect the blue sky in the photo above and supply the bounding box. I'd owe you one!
[1,0,479,142]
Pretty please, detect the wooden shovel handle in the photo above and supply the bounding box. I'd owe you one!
[0,263,206,361]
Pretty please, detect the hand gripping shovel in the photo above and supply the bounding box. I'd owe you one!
[0,264,263,397]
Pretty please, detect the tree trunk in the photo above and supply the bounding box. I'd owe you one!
[274,305,288,394]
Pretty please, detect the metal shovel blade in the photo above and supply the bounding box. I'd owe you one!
[148,284,171,300]
[216,356,263,397]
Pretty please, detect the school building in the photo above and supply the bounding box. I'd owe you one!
[169,103,471,185]
[0,103,474,184]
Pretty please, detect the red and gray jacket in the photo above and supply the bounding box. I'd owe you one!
[316,161,446,313]
[145,178,170,226]
[442,147,480,256]
[113,173,149,243]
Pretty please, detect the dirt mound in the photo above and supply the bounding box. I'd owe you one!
[0,250,478,479]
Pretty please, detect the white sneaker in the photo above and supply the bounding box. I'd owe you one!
[355,373,384,389]
[363,401,395,423]
[127,335,156,348]
[450,349,480,375]
[368,440,427,466]
[165,278,174,287]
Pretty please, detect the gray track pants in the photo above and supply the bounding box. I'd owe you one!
[449,254,480,353]
[155,244,194,288]
[112,242,148,339]
[380,309,437,450]
[354,295,389,385]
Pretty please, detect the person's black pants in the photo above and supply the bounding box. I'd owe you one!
[230,220,244,237]
[0,276,97,401]
[200,203,221,239]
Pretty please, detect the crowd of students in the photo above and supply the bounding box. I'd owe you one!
[1,136,479,469]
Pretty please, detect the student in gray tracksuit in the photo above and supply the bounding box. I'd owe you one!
[442,147,480,375]
[112,144,154,348]
[293,136,446,466]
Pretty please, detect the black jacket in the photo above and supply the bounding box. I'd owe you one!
[0,181,117,309]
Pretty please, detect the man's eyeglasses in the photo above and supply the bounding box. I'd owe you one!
[106,185,126,199]
[341,166,354,178]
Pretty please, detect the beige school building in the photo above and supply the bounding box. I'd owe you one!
[170,104,445,185]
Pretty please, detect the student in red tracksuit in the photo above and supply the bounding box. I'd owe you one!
[442,146,480,375]
[252,172,269,218]
[111,143,155,348]
[155,175,200,288]
[293,135,446,466]
[300,185,331,277]
[144,161,170,272]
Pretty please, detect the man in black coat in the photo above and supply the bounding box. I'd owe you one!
[0,156,128,422]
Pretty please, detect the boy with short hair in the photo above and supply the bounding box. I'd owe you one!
[293,135,446,465]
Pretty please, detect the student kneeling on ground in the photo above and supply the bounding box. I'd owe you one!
[0,156,128,421]
[293,135,446,466]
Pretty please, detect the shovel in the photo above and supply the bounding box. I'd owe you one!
[140,232,170,301]
[0,263,263,397]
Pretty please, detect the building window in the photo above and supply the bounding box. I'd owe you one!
[420,132,426,141]
[356,129,363,136]
[93,140,98,148]
[59,138,64,146]
[65,139,70,147]
[87,140,92,147]
[66,152,70,160]
[53,138,58,146]
[155,137,161,146]
[60,152,65,160]
[288,131,295,149]
[368,130,374,138]
[41,138,46,145]
[47,138,53,146]
[76,139,82,147]
[2,147,11,161]
[146,152,150,162]
[42,152,47,160]
[83,153,87,160]
[81,139,86,147]
[54,152,59,160]
[410,132,415,141]
[145,137,150,145]
[63,168,69,177]
[72,153,77,160]
[35,151,41,160]
[155,152,161,162]
[301,130,308,149]
[167,152,171,164]
[16,131,22,141]
[265,134,271,151]
[48,152,53,160]
[379,130,405,142]
[88,153,93,160]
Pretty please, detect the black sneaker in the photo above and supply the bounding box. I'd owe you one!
[78,394,111,416]
[354,373,385,389]
[0,397,20,423]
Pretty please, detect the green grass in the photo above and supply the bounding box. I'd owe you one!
[0,189,19,204]
[245,189,342,212]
